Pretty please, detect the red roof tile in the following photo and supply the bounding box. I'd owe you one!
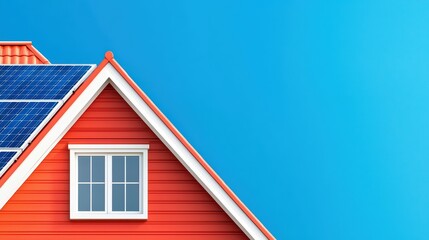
[0,42,49,64]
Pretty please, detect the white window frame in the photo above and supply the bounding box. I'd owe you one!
[69,144,149,220]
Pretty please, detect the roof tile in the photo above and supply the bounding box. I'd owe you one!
[0,42,49,64]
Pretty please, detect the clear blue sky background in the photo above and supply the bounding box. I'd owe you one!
[2,1,429,239]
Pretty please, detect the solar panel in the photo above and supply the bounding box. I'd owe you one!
[0,65,91,99]
[0,102,57,147]
[0,151,19,172]
[0,64,95,177]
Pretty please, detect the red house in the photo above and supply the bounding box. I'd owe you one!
[0,42,274,239]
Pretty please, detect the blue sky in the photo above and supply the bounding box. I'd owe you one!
[3,1,429,239]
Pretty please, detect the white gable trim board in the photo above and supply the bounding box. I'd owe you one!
[0,63,268,240]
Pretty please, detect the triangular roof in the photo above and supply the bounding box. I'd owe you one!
[0,41,49,64]
[0,51,275,239]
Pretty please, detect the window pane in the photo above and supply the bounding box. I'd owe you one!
[126,184,139,211]
[112,184,125,211]
[112,156,125,182]
[92,156,105,182]
[78,156,90,182]
[92,184,105,211]
[78,184,90,211]
[126,156,139,182]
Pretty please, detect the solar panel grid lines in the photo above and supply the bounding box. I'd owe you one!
[0,151,20,176]
[0,65,93,100]
[0,64,96,177]
[0,101,58,147]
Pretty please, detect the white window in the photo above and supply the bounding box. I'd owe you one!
[69,144,149,219]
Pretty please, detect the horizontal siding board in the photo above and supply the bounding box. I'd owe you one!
[0,224,243,232]
[9,193,216,203]
[0,234,245,240]
[64,130,158,139]
[0,225,240,231]
[0,212,234,222]
[77,110,142,119]
[27,172,194,182]
[72,120,148,129]
[0,85,246,239]
[10,190,213,204]
[3,203,227,212]
[19,182,205,192]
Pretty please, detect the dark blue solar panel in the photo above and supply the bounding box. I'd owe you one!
[0,102,57,148]
[0,151,18,172]
[0,65,91,99]
[0,65,94,176]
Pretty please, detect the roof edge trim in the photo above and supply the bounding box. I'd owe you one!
[107,54,275,239]
[26,44,50,64]
[0,41,32,45]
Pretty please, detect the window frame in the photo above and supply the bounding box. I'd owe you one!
[69,144,149,220]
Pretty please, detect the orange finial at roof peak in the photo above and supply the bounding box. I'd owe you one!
[104,51,114,60]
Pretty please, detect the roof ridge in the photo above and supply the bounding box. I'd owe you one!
[0,41,32,45]
[0,42,49,64]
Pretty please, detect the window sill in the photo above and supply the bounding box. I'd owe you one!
[70,212,148,220]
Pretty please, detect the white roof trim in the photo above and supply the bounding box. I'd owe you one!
[0,41,32,44]
[0,63,268,240]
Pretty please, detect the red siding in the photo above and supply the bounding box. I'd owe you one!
[0,84,247,240]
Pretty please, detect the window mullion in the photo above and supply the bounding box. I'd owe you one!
[140,153,143,213]
[107,154,112,213]
[89,156,92,212]
[124,156,127,212]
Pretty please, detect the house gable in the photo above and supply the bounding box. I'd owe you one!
[0,52,274,239]
[0,84,247,239]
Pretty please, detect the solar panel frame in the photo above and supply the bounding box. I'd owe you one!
[0,64,96,178]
